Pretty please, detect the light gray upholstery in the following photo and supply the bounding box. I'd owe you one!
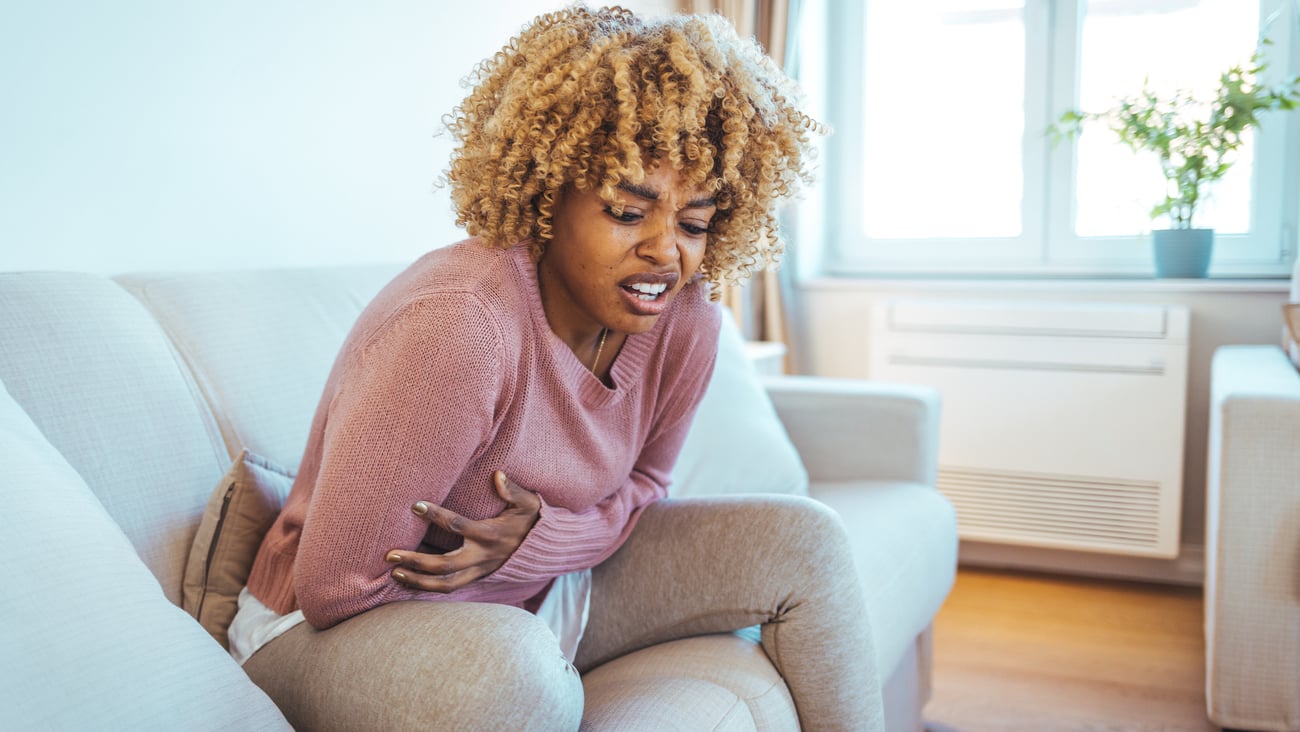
[0,272,229,601]
[0,373,289,731]
[116,266,401,467]
[581,633,799,730]
[1205,344,1300,730]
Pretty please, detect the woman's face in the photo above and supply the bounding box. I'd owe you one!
[538,164,716,345]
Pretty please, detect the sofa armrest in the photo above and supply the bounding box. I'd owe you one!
[1205,345,1300,728]
[761,375,941,486]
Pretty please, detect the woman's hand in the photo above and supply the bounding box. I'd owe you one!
[384,471,542,593]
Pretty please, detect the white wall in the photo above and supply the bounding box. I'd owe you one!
[0,1,673,274]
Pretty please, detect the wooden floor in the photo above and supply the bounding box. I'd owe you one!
[922,567,1217,732]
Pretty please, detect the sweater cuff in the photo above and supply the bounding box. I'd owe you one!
[246,544,300,615]
[491,495,606,583]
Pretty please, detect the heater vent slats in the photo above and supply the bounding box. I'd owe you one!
[869,298,1189,560]
[939,466,1163,553]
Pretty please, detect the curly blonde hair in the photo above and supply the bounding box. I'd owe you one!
[444,4,823,294]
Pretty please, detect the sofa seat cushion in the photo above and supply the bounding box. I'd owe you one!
[0,272,231,602]
[117,266,402,468]
[0,376,290,730]
[581,632,797,731]
[810,479,958,678]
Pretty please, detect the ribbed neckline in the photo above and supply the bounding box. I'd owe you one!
[509,241,659,408]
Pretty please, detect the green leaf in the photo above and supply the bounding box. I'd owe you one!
[1060,36,1299,228]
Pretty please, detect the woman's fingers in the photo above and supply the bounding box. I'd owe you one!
[390,563,482,592]
[412,500,490,542]
[493,471,542,513]
[385,548,487,592]
[410,472,540,541]
[385,548,454,575]
[391,471,541,592]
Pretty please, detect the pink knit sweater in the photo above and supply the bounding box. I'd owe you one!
[246,238,721,629]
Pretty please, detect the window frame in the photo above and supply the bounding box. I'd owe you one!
[813,0,1300,278]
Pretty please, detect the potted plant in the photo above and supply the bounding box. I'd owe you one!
[1050,41,1300,278]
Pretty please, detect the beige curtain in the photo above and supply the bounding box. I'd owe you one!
[684,0,794,363]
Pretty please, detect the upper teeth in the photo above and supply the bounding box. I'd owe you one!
[629,282,668,298]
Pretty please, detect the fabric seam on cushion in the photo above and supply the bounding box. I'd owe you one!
[740,678,792,728]
[740,677,787,704]
[708,695,750,732]
[119,280,233,469]
[195,476,238,624]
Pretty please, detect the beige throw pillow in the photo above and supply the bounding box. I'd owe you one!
[183,449,295,649]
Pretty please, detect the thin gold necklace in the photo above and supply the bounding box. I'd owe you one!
[590,327,609,373]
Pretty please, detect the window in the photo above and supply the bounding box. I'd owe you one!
[861,2,1027,241]
[801,0,1299,276]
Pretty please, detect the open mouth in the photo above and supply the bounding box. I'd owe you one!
[618,273,679,317]
[624,282,669,301]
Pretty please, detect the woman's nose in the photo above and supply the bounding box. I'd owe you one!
[636,218,678,263]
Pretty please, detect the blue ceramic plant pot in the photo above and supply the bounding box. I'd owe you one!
[1152,228,1213,278]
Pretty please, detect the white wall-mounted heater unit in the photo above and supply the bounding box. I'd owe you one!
[868,298,1189,558]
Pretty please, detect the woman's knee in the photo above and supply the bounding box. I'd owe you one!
[722,494,850,550]
[245,601,583,731]
[462,604,586,726]
[778,494,846,532]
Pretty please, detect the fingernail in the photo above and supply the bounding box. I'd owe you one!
[386,552,402,563]
[393,570,407,581]
[412,501,428,515]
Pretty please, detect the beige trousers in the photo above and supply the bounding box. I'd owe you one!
[579,495,881,731]
[244,495,880,731]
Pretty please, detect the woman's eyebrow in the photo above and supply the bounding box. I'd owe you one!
[616,182,660,200]
[615,182,716,209]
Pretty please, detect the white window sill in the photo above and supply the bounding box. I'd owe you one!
[801,276,1291,295]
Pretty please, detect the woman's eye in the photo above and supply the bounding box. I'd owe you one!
[604,207,642,223]
[680,222,709,237]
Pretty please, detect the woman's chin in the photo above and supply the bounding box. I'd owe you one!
[609,314,661,335]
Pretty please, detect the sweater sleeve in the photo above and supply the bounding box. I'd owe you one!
[491,312,721,583]
[293,294,507,629]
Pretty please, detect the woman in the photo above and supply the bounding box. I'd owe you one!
[235,6,879,730]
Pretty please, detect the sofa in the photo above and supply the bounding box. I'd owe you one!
[0,263,957,731]
[1204,266,1300,731]
[1205,343,1300,731]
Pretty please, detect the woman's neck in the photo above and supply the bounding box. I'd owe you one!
[535,260,624,376]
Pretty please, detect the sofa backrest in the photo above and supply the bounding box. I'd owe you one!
[0,263,805,606]
[117,266,401,469]
[120,264,808,502]
[0,272,230,603]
